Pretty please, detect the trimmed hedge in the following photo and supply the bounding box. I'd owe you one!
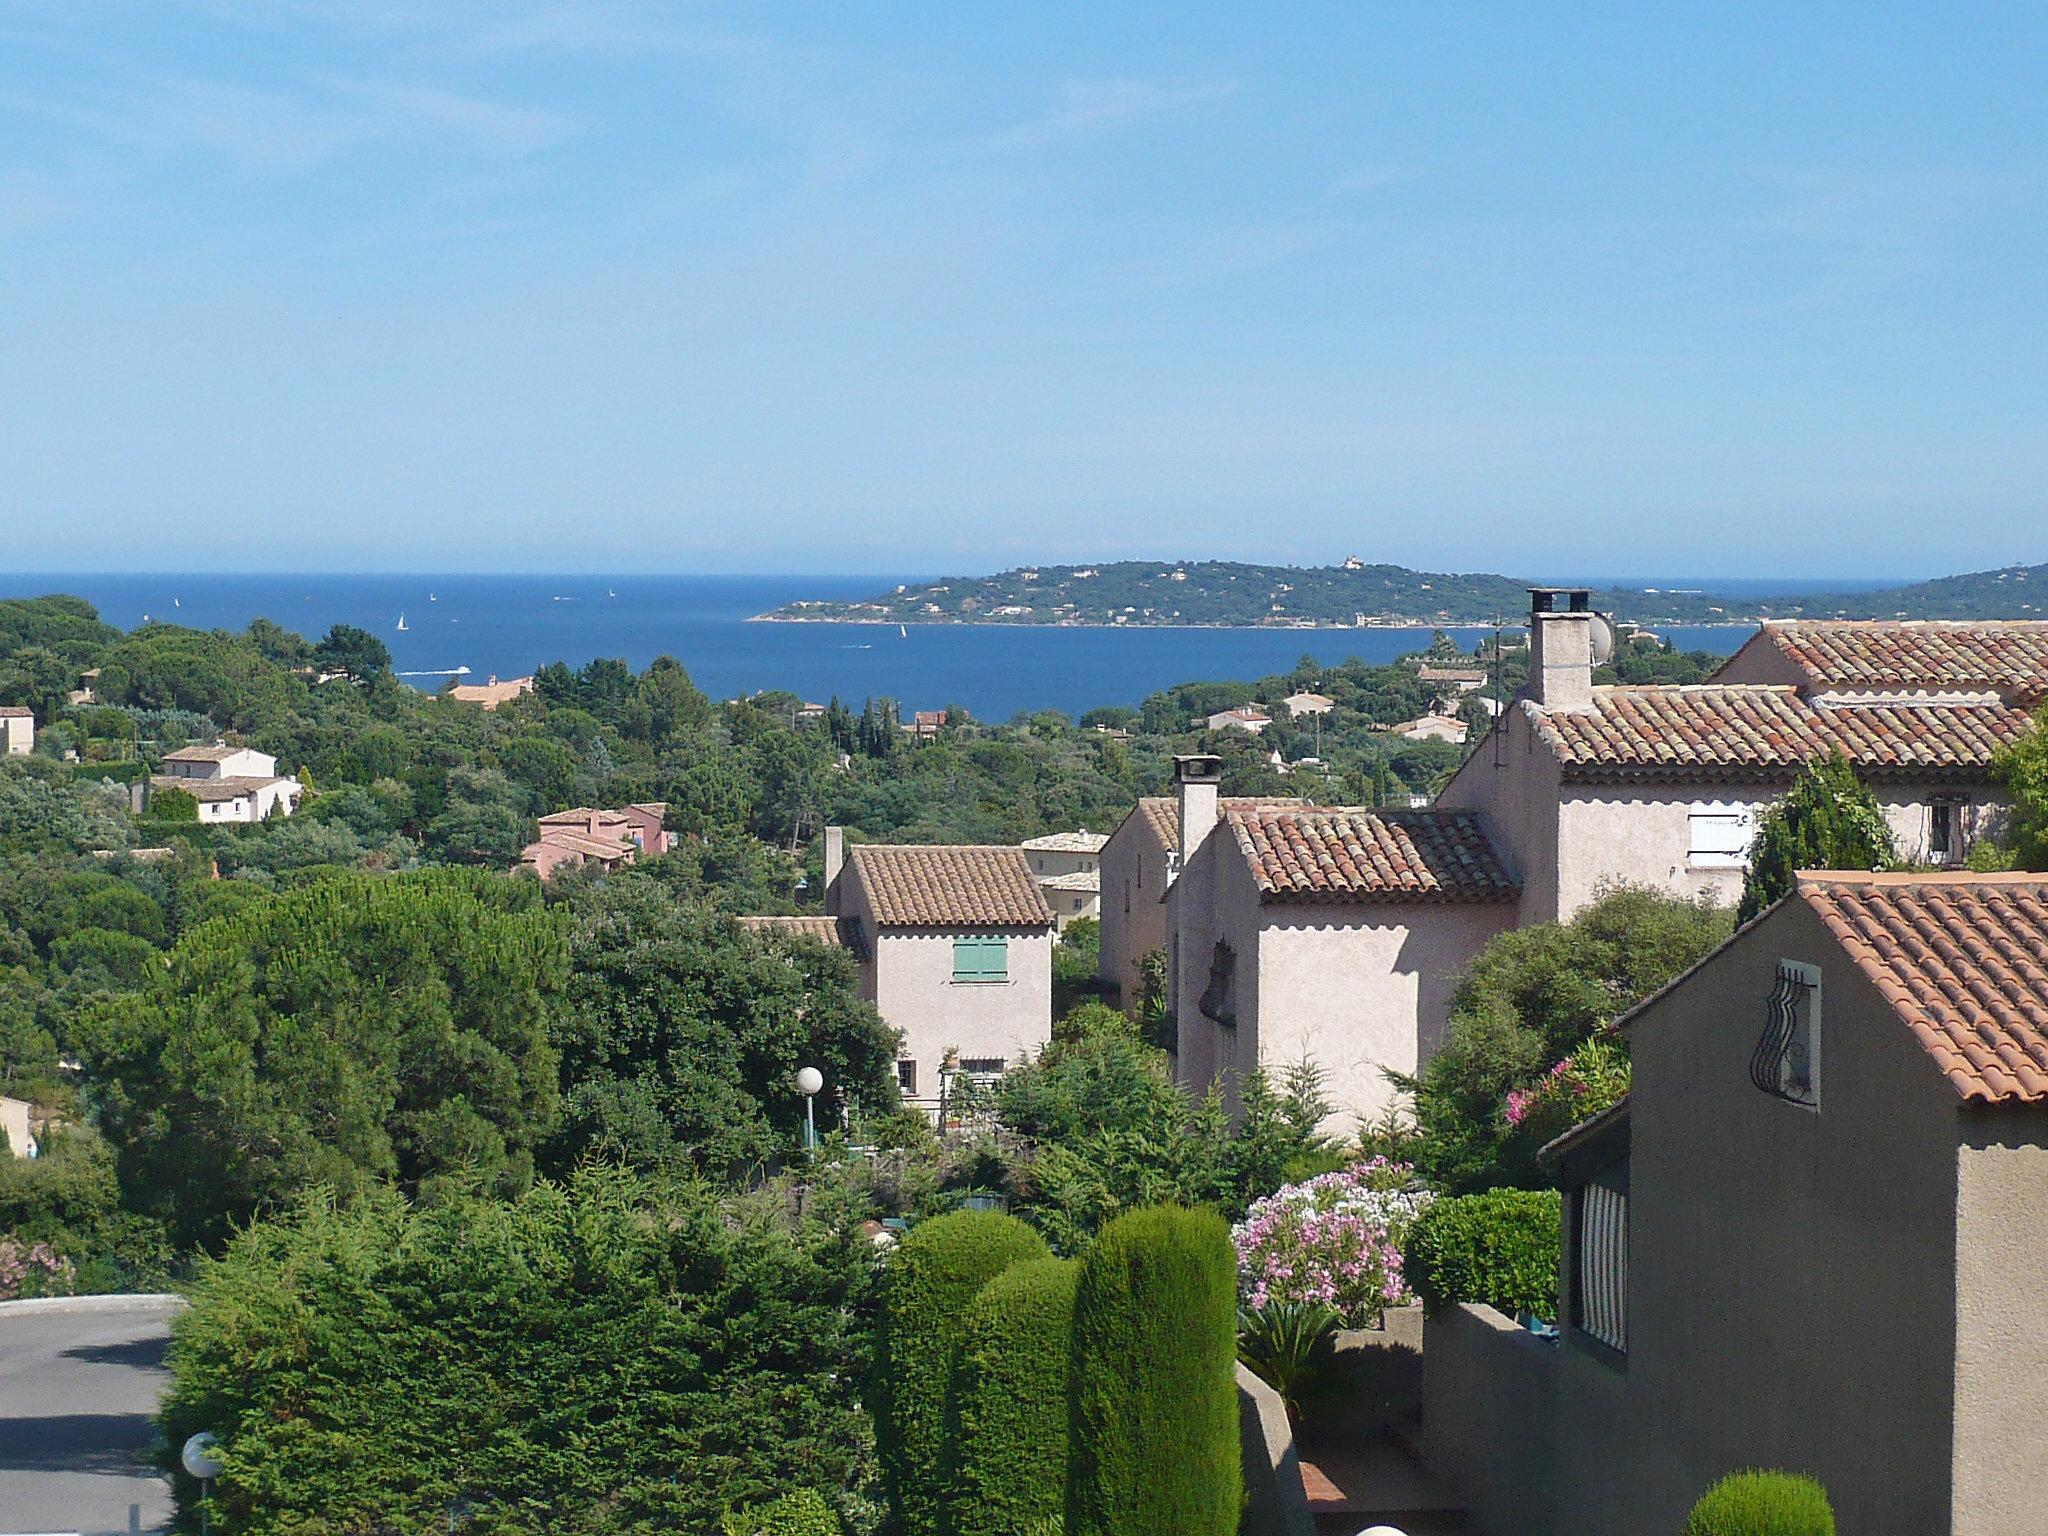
[1404,1188,1560,1318]
[1067,1206,1239,1536]
[722,1489,842,1536]
[1684,1471,1835,1535]
[877,1210,1049,1536]
[942,1257,1078,1536]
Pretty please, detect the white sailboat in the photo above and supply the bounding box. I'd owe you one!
[899,624,908,638]
[396,614,408,632]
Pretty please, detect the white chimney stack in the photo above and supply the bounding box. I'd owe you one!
[1528,588,1596,713]
[823,826,846,912]
[1174,754,1224,874]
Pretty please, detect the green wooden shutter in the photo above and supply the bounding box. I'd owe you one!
[952,937,1009,981]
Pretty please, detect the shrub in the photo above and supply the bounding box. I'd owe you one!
[1231,1158,1429,1326]
[1684,1471,1835,1535]
[1738,750,1894,923]
[1068,1206,1239,1536]
[876,1210,1049,1536]
[148,783,198,822]
[942,1256,1078,1536]
[1405,1189,1561,1319]
[723,1489,843,1536]
[1503,1035,1631,1151]
[1236,1301,1337,1420]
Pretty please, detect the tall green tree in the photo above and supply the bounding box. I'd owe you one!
[1737,750,1896,923]
[1991,710,2048,870]
[78,867,567,1249]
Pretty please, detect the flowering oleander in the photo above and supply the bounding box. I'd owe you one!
[1231,1158,1431,1327]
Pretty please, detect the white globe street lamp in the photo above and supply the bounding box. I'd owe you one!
[182,1432,224,1535]
[796,1065,825,1154]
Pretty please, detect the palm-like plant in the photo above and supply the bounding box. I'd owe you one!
[1236,1301,1340,1421]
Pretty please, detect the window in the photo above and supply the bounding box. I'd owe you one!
[896,1060,918,1096]
[1752,960,1820,1107]
[957,1057,1006,1091]
[1572,1168,1629,1355]
[1688,803,1754,867]
[1928,796,1969,863]
[951,937,1009,982]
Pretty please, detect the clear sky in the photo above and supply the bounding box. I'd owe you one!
[2,3,2045,578]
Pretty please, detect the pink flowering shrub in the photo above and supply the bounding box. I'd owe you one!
[1231,1158,1431,1327]
[0,1236,76,1301]
[1503,1035,1631,1148]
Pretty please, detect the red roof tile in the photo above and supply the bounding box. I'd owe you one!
[845,845,1053,929]
[1528,687,2028,784]
[1131,796,1310,853]
[1798,873,2048,1104]
[1753,621,2048,702]
[1225,807,1518,905]
[738,914,860,952]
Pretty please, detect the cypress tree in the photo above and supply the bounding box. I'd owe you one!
[875,1210,1049,1536]
[1067,1206,1240,1536]
[1738,750,1896,923]
[941,1256,1078,1536]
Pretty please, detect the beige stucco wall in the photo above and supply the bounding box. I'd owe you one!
[1952,1112,2048,1536]
[1554,900,1964,1535]
[1174,828,1513,1133]
[1436,709,1561,920]
[835,872,1052,1090]
[1098,815,1170,1015]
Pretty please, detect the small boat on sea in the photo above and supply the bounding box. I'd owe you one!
[396,614,408,631]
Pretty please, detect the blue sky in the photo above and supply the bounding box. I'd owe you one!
[2,2,2044,578]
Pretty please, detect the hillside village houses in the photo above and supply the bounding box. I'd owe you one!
[1206,704,1272,734]
[749,828,1055,1113]
[1424,870,2048,1536]
[0,705,32,755]
[149,745,303,823]
[521,803,671,878]
[445,673,535,709]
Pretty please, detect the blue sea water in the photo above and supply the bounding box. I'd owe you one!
[0,572,1844,721]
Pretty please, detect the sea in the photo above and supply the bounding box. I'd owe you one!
[0,573,1891,723]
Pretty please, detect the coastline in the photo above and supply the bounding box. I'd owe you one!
[747,613,1760,631]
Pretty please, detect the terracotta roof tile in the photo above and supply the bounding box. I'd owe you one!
[845,844,1053,929]
[1798,873,2048,1104]
[1225,806,1518,905]
[1132,795,1308,854]
[738,914,860,952]
[1756,621,2048,702]
[1529,686,2028,784]
[1021,830,1110,853]
[149,774,291,802]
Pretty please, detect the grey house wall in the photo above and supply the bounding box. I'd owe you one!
[1097,812,1169,1016]
[1562,900,1963,1534]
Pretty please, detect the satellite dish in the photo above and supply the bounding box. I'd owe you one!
[1589,613,1616,666]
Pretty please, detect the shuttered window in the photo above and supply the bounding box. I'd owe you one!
[951,937,1009,982]
[1688,804,1754,867]
[1573,1170,1629,1356]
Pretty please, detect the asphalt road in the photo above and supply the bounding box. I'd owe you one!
[0,1294,181,1536]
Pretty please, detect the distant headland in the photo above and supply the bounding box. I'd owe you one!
[754,559,2048,629]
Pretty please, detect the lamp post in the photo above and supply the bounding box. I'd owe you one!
[182,1432,223,1536]
[796,1065,824,1155]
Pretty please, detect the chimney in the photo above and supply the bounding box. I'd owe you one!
[1174,754,1224,871]
[823,826,846,912]
[1528,588,1596,712]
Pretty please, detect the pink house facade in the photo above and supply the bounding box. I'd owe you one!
[521,803,671,879]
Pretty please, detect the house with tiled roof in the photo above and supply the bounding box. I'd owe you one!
[1435,591,2029,924]
[446,674,535,710]
[1422,870,2048,1536]
[520,803,670,878]
[1095,793,1306,1018]
[150,744,303,823]
[1166,756,1519,1129]
[816,828,1055,1107]
[1020,829,1110,928]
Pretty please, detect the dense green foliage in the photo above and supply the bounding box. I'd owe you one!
[1067,1206,1240,1536]
[1404,1189,1562,1318]
[548,879,899,1175]
[876,1211,1050,1536]
[722,1489,844,1536]
[942,1256,1078,1536]
[1990,709,2048,871]
[1737,751,1896,923]
[1236,1300,1339,1418]
[160,1168,874,1534]
[1683,1471,1836,1535]
[1397,887,1731,1193]
[79,867,568,1249]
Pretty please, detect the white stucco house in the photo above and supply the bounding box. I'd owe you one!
[0,707,32,756]
[1206,705,1273,734]
[1021,829,1108,928]
[150,744,304,823]
[1167,755,1520,1132]
[1435,595,2037,924]
[799,828,1055,1111]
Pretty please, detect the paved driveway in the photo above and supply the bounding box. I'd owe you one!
[0,1294,181,1536]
